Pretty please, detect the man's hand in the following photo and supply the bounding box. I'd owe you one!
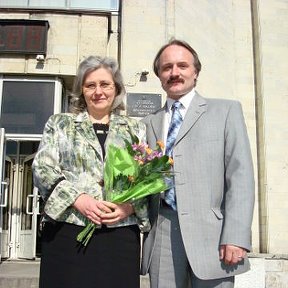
[219,244,247,265]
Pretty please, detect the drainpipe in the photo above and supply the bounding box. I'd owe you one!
[165,0,176,41]
[250,0,268,253]
[117,0,122,67]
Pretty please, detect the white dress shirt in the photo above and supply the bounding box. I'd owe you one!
[163,89,196,146]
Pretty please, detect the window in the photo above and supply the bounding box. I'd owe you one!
[0,79,61,135]
[0,0,119,11]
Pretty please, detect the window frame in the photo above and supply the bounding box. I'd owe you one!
[0,76,62,139]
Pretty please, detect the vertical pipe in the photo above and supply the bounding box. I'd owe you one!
[117,0,122,67]
[250,0,268,253]
[165,0,176,41]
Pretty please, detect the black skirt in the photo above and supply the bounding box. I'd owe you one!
[39,222,141,288]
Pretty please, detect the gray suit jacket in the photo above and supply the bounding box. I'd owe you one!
[141,93,255,280]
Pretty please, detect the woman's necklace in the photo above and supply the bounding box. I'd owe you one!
[93,122,109,134]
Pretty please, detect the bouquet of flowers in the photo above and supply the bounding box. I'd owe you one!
[77,135,173,246]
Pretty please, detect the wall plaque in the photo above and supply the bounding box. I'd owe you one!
[127,93,162,117]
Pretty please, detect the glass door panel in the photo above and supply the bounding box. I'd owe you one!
[0,128,6,261]
[0,157,13,259]
[18,154,39,259]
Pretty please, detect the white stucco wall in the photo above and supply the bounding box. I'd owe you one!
[121,0,260,252]
[0,0,287,256]
[258,0,288,254]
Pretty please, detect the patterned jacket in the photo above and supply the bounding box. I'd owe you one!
[32,111,150,232]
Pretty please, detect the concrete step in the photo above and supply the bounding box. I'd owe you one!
[3,257,287,288]
[0,260,40,288]
[0,260,150,288]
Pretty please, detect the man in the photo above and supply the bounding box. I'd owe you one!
[141,39,255,288]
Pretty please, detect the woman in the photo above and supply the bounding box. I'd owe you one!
[33,56,150,288]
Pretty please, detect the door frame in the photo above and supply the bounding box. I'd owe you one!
[0,128,6,261]
[0,137,42,260]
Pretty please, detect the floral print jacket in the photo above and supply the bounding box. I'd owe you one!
[32,111,150,232]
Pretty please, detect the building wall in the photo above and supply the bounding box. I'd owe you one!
[121,0,259,251]
[120,0,288,255]
[0,11,114,77]
[257,0,288,254]
[0,0,287,256]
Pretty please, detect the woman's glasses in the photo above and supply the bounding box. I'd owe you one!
[83,81,115,93]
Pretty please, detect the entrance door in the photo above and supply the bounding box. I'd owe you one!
[1,155,14,259]
[18,153,40,259]
[0,128,7,261]
[0,140,41,260]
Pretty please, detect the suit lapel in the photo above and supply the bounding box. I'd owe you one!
[74,111,103,157]
[150,107,166,142]
[175,93,207,146]
[105,114,130,148]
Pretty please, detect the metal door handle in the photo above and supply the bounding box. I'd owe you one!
[0,180,9,207]
[26,194,34,215]
[26,194,41,215]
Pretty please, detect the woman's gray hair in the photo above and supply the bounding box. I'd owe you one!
[70,55,125,114]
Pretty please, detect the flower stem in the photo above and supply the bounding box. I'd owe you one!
[77,222,96,246]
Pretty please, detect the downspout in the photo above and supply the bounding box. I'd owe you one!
[250,0,268,253]
[165,0,176,41]
[117,0,122,67]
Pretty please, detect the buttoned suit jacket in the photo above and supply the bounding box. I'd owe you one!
[141,93,255,280]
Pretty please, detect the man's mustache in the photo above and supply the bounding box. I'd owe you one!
[167,77,184,85]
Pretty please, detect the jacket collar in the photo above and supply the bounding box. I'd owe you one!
[149,92,207,145]
[73,111,129,159]
[149,106,166,141]
[175,92,207,145]
[73,111,102,156]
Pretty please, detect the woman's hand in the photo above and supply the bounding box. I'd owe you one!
[73,194,113,225]
[100,202,135,225]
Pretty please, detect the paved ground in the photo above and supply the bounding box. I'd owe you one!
[0,260,40,288]
[0,260,150,288]
[1,256,288,288]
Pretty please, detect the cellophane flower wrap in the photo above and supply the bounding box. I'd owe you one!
[77,135,173,246]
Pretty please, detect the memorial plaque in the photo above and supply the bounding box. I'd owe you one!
[127,93,162,117]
